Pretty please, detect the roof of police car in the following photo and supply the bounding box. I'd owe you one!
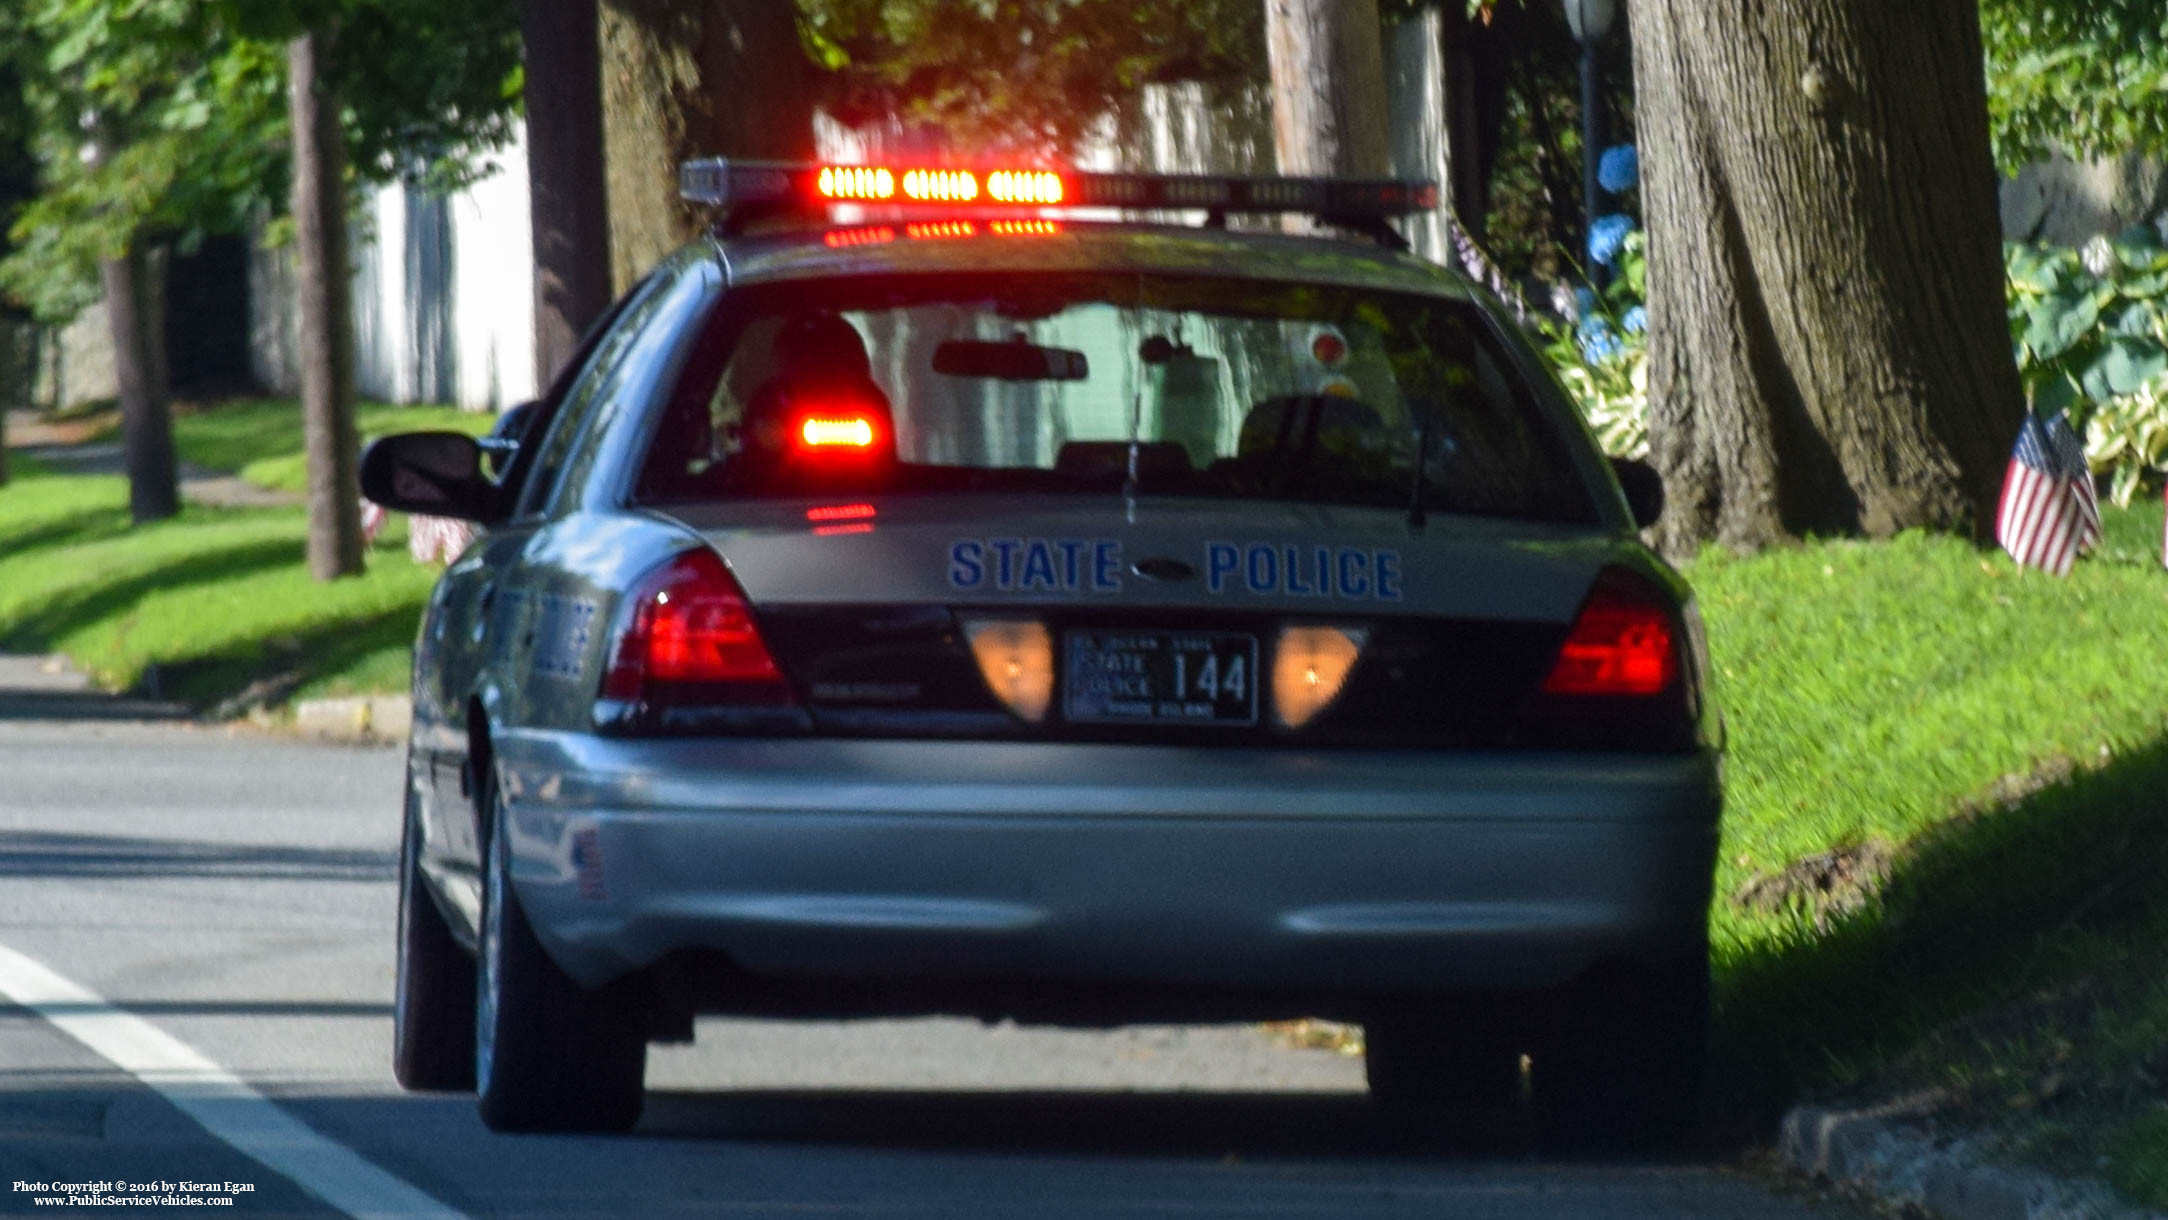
[710,219,1481,301]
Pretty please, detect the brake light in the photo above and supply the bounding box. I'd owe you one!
[602,550,793,707]
[1540,569,1679,696]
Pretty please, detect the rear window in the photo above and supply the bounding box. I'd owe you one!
[635,272,1598,524]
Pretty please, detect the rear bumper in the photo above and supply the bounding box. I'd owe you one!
[492,732,1721,1004]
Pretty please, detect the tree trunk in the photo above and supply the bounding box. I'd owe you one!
[1630,0,2021,554]
[290,30,363,581]
[0,320,19,487]
[101,243,178,523]
[522,0,612,389]
[598,1,815,293]
[1265,0,1392,186]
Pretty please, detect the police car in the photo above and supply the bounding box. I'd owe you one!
[361,158,1722,1141]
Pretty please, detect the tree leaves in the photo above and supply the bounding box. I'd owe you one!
[2024,290,2102,361]
[0,0,518,322]
[1981,0,2168,168]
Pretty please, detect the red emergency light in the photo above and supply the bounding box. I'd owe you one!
[681,159,1438,225]
[799,416,878,448]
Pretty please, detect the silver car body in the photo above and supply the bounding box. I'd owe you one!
[402,223,1721,1024]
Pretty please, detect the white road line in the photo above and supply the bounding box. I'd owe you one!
[0,940,468,1220]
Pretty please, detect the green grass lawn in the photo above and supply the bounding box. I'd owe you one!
[2,396,486,705]
[0,455,441,705]
[1696,502,2168,1204]
[162,397,497,493]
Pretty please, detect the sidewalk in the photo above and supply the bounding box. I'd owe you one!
[6,409,301,509]
[0,653,190,722]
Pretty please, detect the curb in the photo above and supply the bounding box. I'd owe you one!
[1779,1102,2164,1220]
[290,694,412,744]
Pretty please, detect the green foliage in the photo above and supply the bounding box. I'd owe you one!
[2007,230,2168,503]
[0,0,518,323]
[797,0,1264,155]
[0,0,287,321]
[1539,232,1648,459]
[1981,0,2168,169]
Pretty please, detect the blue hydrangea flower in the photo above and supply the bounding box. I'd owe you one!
[1588,213,1635,267]
[1576,314,1621,361]
[1573,285,1599,317]
[1597,144,1639,194]
[1621,305,1647,334]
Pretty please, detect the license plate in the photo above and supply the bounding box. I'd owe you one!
[1063,629,1258,726]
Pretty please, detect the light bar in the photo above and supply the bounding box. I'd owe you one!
[799,416,876,448]
[681,159,1438,222]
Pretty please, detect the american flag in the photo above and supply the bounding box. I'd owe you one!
[1996,412,2098,576]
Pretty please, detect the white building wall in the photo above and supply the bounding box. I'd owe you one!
[251,120,537,412]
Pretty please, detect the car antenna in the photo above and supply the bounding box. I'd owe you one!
[1124,275,1145,523]
[1124,384,1143,524]
[1407,405,1432,530]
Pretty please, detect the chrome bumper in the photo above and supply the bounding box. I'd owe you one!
[493,731,1721,996]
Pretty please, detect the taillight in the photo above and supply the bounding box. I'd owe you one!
[602,549,794,707]
[1540,568,1679,696]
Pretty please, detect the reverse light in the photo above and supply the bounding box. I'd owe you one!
[602,549,792,707]
[963,619,1054,723]
[799,416,877,448]
[1272,625,1367,729]
[1540,569,1679,696]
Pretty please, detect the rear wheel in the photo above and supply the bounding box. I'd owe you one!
[392,775,475,1091]
[474,772,646,1133]
[1363,1003,1527,1136]
[1532,956,1709,1154]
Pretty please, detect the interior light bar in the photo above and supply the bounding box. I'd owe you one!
[800,416,876,448]
[682,159,1438,221]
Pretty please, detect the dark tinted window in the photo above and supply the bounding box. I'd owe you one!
[636,273,1598,524]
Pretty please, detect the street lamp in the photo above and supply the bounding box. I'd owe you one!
[1563,0,1619,289]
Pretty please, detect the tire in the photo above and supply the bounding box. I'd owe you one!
[474,770,646,1133]
[1532,956,1709,1155]
[1363,1003,1527,1134]
[392,776,477,1092]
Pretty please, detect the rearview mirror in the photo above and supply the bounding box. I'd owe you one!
[933,338,1089,382]
[1610,456,1665,529]
[360,432,504,523]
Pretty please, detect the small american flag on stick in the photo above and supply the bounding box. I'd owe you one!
[1996,411,2097,576]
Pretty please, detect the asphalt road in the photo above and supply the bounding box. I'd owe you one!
[0,709,1857,1219]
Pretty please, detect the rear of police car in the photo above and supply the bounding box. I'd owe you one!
[536,163,1721,1140]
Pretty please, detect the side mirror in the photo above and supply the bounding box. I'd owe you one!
[360,432,503,523]
[1610,456,1665,529]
